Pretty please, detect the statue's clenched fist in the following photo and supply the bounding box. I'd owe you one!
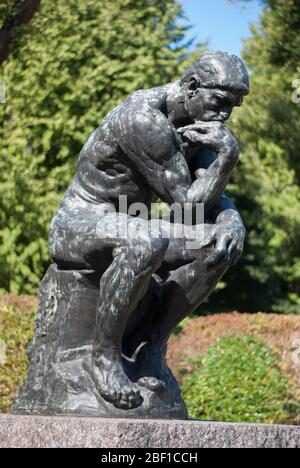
[177,121,239,155]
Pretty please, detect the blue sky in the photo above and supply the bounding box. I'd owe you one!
[182,0,263,56]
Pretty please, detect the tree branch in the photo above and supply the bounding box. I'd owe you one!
[0,0,41,65]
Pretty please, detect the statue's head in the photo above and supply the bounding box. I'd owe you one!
[180,51,250,123]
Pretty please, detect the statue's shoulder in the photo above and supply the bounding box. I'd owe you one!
[124,85,168,112]
[101,86,170,145]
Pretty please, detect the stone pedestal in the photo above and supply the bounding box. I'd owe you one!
[12,265,187,419]
[1,414,300,448]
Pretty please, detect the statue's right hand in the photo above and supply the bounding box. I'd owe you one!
[177,122,238,155]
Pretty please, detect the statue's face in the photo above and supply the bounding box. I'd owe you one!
[184,83,244,123]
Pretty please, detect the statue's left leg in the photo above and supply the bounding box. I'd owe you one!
[149,246,228,346]
[125,223,230,389]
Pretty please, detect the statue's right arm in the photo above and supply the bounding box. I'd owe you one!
[115,104,192,206]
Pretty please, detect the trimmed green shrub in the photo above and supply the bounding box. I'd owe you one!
[182,335,299,424]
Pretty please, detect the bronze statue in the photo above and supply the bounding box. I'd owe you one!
[14,51,250,419]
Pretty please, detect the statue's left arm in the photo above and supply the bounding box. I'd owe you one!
[178,122,240,213]
[188,148,245,267]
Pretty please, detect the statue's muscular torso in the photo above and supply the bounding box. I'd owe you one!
[49,84,204,266]
[66,84,194,210]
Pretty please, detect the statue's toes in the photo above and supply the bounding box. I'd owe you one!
[137,376,166,392]
[104,389,121,404]
[117,386,143,410]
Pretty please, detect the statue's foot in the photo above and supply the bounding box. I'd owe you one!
[137,376,166,392]
[83,351,143,410]
[135,341,170,392]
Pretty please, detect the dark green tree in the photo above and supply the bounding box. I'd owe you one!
[213,0,300,313]
[0,0,41,64]
[0,0,199,292]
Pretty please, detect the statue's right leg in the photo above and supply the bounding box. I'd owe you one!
[50,211,168,410]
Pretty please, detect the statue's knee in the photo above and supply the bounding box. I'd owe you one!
[151,237,169,265]
[128,235,168,272]
[143,236,168,266]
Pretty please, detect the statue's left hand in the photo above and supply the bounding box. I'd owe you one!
[206,209,246,269]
